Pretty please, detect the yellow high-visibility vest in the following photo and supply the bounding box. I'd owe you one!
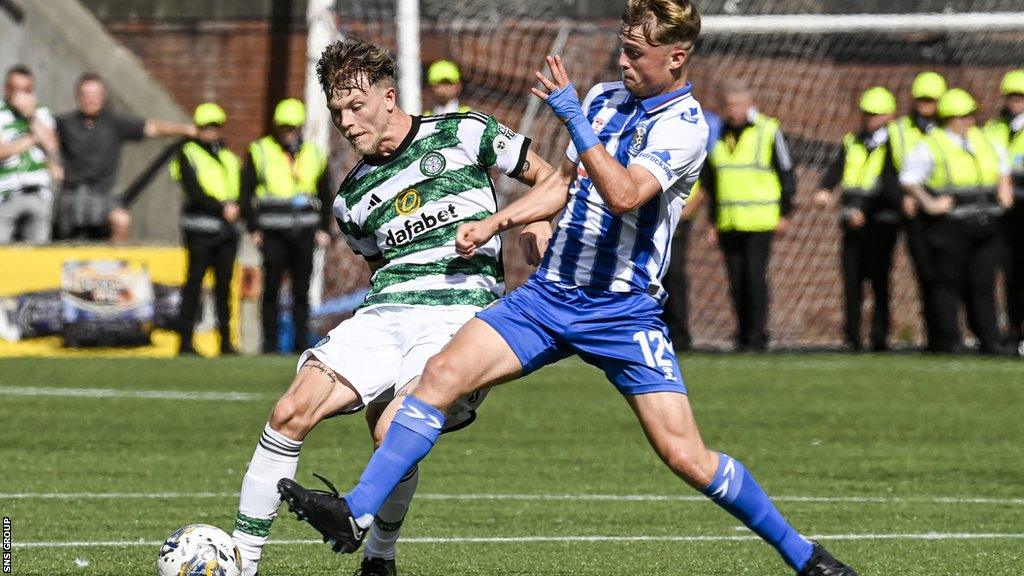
[923,128,1001,208]
[709,114,782,232]
[248,136,326,200]
[169,141,241,201]
[888,115,927,172]
[984,118,1024,178]
[841,133,887,196]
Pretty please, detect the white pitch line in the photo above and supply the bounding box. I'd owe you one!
[0,492,238,500]
[420,494,1024,506]
[1,492,1022,506]
[0,386,263,401]
[12,532,1024,549]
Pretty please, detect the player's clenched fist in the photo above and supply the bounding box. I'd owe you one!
[456,219,498,258]
[518,221,552,266]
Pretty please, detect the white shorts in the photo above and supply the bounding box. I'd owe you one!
[297,305,488,433]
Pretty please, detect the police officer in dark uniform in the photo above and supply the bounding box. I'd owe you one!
[890,71,946,351]
[900,89,1014,355]
[815,87,902,351]
[240,98,332,354]
[985,70,1024,354]
[171,103,241,356]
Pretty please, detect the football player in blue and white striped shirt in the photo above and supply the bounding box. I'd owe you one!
[279,2,858,574]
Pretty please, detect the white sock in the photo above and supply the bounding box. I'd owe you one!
[232,423,302,575]
[363,465,420,561]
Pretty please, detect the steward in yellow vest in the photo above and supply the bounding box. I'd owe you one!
[889,71,946,173]
[814,87,902,351]
[700,84,796,351]
[890,70,948,352]
[984,69,1024,350]
[169,103,242,356]
[899,88,1013,355]
[240,98,332,354]
[984,70,1024,199]
[705,111,793,233]
[240,99,329,235]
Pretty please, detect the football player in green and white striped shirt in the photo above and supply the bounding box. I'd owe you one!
[231,38,555,576]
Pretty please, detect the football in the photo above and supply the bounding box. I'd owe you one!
[156,524,243,576]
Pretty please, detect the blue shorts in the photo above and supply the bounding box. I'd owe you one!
[477,275,686,396]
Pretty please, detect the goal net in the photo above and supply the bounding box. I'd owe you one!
[319,0,1024,349]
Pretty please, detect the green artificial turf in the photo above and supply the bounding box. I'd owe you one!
[1,354,1021,574]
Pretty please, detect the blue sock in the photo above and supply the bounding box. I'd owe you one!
[702,453,814,571]
[344,396,445,525]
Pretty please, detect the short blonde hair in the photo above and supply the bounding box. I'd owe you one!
[621,0,701,51]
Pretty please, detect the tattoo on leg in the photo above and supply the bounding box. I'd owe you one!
[302,359,338,385]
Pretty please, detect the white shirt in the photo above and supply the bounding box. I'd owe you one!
[899,128,1010,186]
[1010,111,1024,134]
[431,100,462,116]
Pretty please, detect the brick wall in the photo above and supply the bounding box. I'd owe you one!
[104,20,309,157]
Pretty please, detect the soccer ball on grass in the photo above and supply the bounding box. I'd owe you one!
[156,524,242,576]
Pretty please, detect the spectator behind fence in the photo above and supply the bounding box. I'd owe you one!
[170,103,241,357]
[899,88,1013,355]
[701,81,797,352]
[891,71,947,351]
[0,65,60,244]
[55,73,196,242]
[425,60,470,115]
[814,87,902,352]
[984,70,1024,354]
[240,98,332,354]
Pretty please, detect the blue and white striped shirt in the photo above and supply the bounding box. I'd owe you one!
[539,81,709,302]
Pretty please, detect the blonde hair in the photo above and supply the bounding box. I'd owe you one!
[621,0,701,51]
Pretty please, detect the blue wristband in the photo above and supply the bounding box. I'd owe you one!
[546,84,601,154]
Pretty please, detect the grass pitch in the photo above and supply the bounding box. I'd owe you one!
[1,353,1022,575]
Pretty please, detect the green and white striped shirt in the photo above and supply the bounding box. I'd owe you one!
[335,112,531,310]
[0,104,53,193]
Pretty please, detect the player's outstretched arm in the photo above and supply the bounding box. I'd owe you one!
[532,55,662,215]
[456,158,575,258]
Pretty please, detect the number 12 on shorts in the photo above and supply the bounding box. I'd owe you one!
[633,330,677,382]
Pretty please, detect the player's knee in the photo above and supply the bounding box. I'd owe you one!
[421,354,453,386]
[269,395,313,439]
[664,446,715,488]
[420,354,465,400]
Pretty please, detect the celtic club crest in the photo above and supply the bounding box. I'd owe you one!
[420,151,446,177]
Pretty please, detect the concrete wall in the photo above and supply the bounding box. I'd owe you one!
[1,0,190,243]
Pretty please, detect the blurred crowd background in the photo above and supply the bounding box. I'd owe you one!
[2,0,1023,356]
